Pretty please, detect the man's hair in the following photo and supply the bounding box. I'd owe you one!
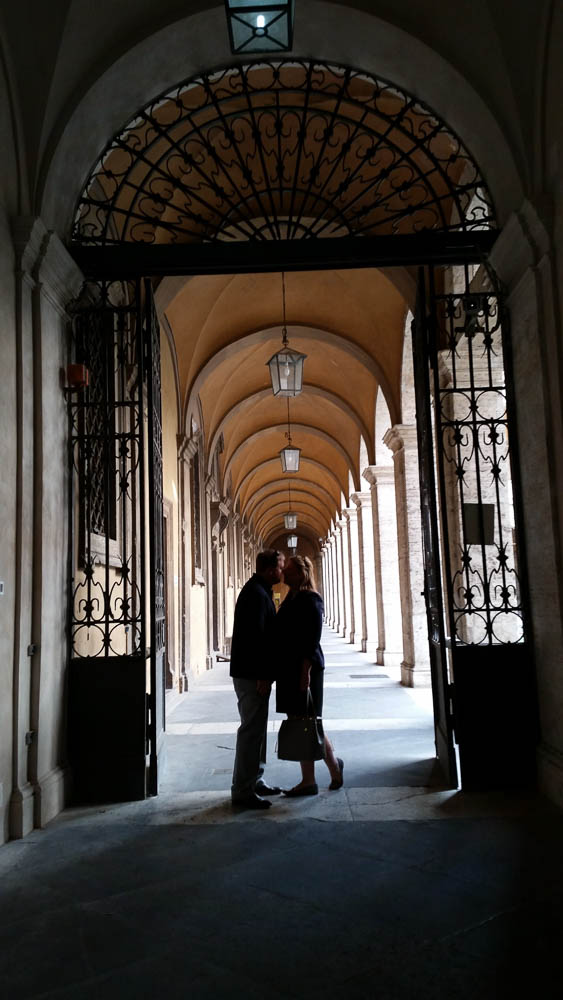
[256,549,281,573]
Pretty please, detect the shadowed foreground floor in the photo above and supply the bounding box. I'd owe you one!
[1,630,561,999]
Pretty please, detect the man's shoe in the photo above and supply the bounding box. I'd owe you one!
[255,782,281,796]
[232,793,272,810]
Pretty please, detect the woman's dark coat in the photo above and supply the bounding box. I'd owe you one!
[275,589,325,716]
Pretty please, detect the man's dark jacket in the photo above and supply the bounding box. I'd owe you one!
[230,573,277,680]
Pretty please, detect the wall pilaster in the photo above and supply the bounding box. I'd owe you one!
[10,220,83,835]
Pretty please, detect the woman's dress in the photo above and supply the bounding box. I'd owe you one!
[275,590,325,717]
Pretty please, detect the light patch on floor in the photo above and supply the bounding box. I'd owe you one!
[167,717,433,735]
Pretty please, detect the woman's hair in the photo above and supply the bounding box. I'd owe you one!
[290,554,317,592]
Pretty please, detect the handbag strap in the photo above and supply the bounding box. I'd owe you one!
[306,688,317,717]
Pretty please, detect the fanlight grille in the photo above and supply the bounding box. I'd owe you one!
[73,60,495,246]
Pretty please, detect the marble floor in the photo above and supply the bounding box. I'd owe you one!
[1,629,562,998]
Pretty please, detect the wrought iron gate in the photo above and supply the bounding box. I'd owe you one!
[67,278,165,801]
[413,265,538,789]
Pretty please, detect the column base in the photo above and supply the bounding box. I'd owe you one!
[400,662,432,688]
[34,766,70,828]
[9,783,35,839]
[538,742,563,809]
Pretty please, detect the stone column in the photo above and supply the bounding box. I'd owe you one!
[329,532,338,629]
[362,465,403,670]
[343,506,362,646]
[177,434,198,692]
[321,543,329,619]
[336,515,349,638]
[335,520,347,636]
[384,426,430,686]
[351,492,379,655]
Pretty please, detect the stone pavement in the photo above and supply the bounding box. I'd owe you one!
[1,628,562,998]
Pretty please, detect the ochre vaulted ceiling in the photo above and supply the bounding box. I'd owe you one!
[162,267,408,547]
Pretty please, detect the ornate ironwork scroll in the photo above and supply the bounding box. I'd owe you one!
[428,266,524,646]
[69,279,166,671]
[73,60,495,247]
[70,280,144,658]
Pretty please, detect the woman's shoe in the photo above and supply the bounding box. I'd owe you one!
[282,783,318,797]
[329,758,344,790]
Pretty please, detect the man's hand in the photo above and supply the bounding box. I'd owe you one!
[256,679,271,696]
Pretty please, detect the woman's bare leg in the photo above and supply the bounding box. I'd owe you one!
[299,760,316,785]
[324,736,342,781]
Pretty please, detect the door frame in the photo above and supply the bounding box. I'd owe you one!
[68,226,535,792]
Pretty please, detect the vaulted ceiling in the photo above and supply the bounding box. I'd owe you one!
[161,266,408,548]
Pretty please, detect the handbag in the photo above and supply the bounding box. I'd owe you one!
[277,690,325,761]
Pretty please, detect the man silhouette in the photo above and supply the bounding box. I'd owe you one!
[230,549,285,809]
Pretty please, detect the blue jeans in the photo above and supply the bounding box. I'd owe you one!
[231,677,270,799]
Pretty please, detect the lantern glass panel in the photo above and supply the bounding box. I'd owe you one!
[280,446,300,472]
[224,1,294,54]
[284,512,297,529]
[287,534,298,548]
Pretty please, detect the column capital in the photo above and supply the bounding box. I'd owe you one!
[383,424,418,454]
[12,216,48,277]
[362,464,395,487]
[342,506,358,523]
[350,491,371,509]
[177,433,199,461]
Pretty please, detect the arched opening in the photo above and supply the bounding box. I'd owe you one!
[64,56,534,803]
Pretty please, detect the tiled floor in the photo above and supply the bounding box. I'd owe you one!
[1,628,562,998]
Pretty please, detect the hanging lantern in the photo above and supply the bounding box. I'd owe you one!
[267,271,306,396]
[279,396,300,472]
[280,444,300,473]
[283,474,297,528]
[224,1,295,55]
[287,534,298,549]
[267,345,306,397]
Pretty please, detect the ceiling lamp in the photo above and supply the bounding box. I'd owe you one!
[279,398,301,473]
[287,534,298,550]
[284,479,297,529]
[267,272,306,397]
[224,1,295,54]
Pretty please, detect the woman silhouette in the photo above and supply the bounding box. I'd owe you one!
[275,554,344,796]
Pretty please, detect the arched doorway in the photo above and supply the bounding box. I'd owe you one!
[66,59,534,801]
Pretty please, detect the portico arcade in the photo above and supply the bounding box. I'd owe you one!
[2,2,563,844]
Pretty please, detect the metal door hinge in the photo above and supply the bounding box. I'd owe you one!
[27,643,38,656]
[25,731,35,746]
